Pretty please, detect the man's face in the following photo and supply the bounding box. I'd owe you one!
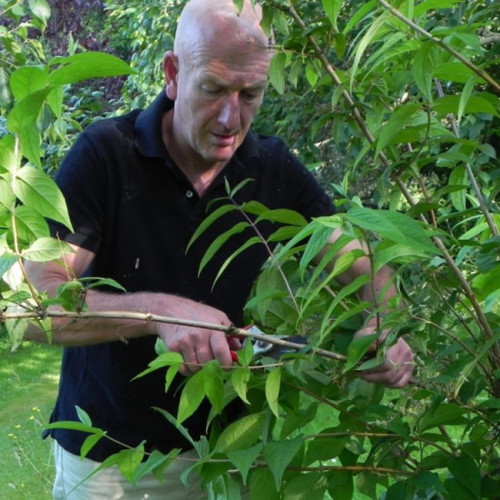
[165,40,270,170]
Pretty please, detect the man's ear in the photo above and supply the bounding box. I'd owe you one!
[163,51,179,100]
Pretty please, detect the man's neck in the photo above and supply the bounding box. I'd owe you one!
[162,111,227,197]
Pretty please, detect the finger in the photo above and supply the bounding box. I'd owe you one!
[209,333,232,367]
[180,348,201,375]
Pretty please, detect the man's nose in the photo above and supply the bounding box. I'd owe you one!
[218,94,240,131]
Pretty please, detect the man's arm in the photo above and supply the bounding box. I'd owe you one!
[317,229,414,388]
[24,244,239,374]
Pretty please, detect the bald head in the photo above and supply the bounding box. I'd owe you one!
[174,0,269,63]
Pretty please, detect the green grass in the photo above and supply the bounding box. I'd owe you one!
[0,340,62,499]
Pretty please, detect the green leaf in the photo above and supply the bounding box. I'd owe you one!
[433,95,499,117]
[212,236,261,288]
[132,351,183,380]
[76,406,92,426]
[376,103,421,154]
[418,403,467,431]
[6,87,52,134]
[434,62,478,84]
[198,221,249,276]
[203,362,224,414]
[322,0,341,31]
[9,66,48,101]
[350,12,390,90]
[48,52,134,85]
[227,444,262,485]
[249,468,280,499]
[458,77,476,123]
[344,333,378,373]
[13,166,73,229]
[255,208,307,227]
[283,472,328,500]
[269,52,286,94]
[265,367,281,418]
[263,436,304,490]
[449,165,467,211]
[44,420,103,434]
[345,207,438,254]
[216,413,267,453]
[231,366,251,404]
[413,43,440,100]
[28,0,51,23]
[343,1,376,35]
[186,204,237,252]
[22,237,71,262]
[114,446,145,483]
[446,456,481,500]
[177,369,206,424]
[135,449,179,483]
[13,205,50,242]
[19,122,42,167]
[0,254,19,279]
[80,433,105,458]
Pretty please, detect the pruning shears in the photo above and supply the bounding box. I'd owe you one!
[229,325,308,363]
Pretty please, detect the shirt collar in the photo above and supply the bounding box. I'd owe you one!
[134,90,261,161]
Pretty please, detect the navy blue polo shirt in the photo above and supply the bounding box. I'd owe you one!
[47,91,335,461]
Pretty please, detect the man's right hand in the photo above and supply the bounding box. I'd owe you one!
[155,298,239,375]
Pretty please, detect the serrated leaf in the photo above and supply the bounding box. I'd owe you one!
[231,367,251,404]
[255,208,307,227]
[418,403,467,431]
[350,12,390,90]
[22,237,71,262]
[134,449,179,483]
[186,204,237,252]
[198,221,249,276]
[433,95,499,117]
[0,254,19,278]
[344,333,378,373]
[177,370,206,424]
[345,207,438,254]
[6,87,52,134]
[13,205,50,242]
[269,52,286,94]
[283,472,328,500]
[212,236,261,288]
[265,367,281,418]
[80,433,105,458]
[115,446,145,483]
[377,103,421,154]
[203,362,224,414]
[263,436,304,490]
[133,352,183,380]
[227,444,262,486]
[13,166,72,229]
[449,165,467,211]
[48,52,134,85]
[322,0,341,31]
[28,0,50,23]
[44,420,103,434]
[216,413,267,453]
[76,406,92,426]
[9,66,48,101]
[446,456,481,499]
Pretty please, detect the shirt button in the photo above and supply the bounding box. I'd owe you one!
[186,190,194,198]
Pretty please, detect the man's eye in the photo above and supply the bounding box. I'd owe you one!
[202,87,221,95]
[242,91,260,101]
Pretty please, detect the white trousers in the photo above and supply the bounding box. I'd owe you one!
[52,441,207,500]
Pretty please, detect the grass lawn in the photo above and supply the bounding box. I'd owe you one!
[0,339,62,499]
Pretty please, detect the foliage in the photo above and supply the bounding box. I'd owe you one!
[1,0,499,498]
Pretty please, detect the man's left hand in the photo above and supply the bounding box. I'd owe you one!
[354,327,414,388]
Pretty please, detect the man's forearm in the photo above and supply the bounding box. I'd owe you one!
[25,290,167,346]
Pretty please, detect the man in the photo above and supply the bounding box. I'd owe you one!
[26,0,414,497]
